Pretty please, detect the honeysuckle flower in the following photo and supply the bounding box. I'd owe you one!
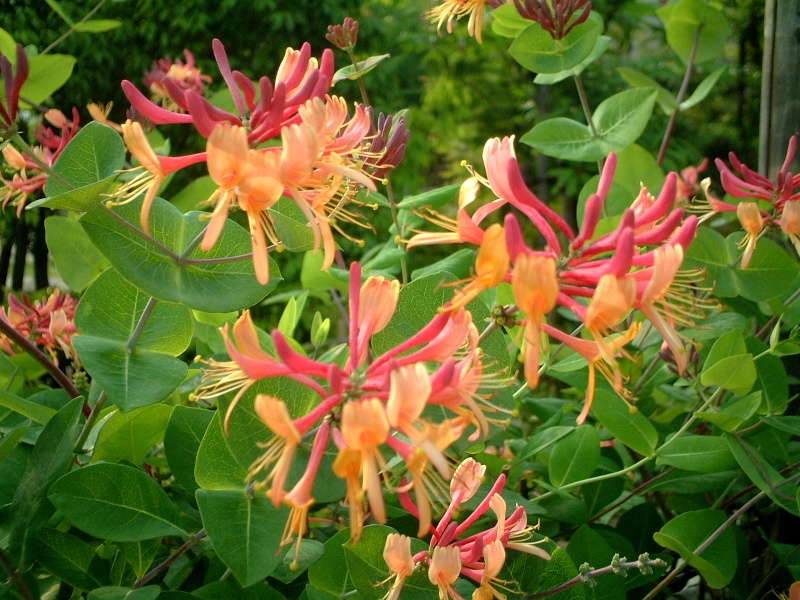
[143,49,212,110]
[545,322,642,423]
[279,420,331,569]
[1,108,80,215]
[112,119,206,235]
[0,290,79,366]
[0,44,28,135]
[735,201,764,269]
[86,102,124,133]
[382,534,415,600]
[428,545,463,600]
[427,0,503,43]
[511,254,558,388]
[326,17,360,51]
[780,199,800,255]
[514,0,592,39]
[389,459,550,600]
[444,223,509,313]
[196,262,502,541]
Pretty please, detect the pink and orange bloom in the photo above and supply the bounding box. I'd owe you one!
[196,262,508,544]
[112,40,407,284]
[408,135,707,422]
[383,457,550,600]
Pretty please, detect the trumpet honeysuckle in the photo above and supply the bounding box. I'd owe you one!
[427,0,502,43]
[406,135,707,421]
[386,458,550,600]
[143,49,212,110]
[195,263,505,542]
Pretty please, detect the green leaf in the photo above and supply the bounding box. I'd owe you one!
[270,197,315,252]
[73,336,188,412]
[616,67,677,113]
[35,527,110,591]
[490,3,531,39]
[513,425,574,463]
[591,390,657,456]
[505,546,584,599]
[0,423,28,464]
[45,215,110,290]
[509,13,603,74]
[700,354,756,396]
[19,54,76,107]
[729,234,799,302]
[725,434,799,516]
[80,196,280,312]
[195,411,248,490]
[165,406,215,494]
[747,338,788,413]
[193,581,286,600]
[410,248,474,281]
[6,397,83,564]
[592,88,658,152]
[171,175,218,213]
[45,0,74,24]
[703,329,747,370]
[271,539,324,583]
[86,586,161,600]
[308,528,355,596]
[653,509,737,589]
[332,54,390,83]
[657,0,732,65]
[534,36,610,85]
[74,19,122,33]
[679,67,725,110]
[656,434,739,472]
[117,539,161,579]
[567,526,626,600]
[549,425,600,487]
[520,118,600,162]
[48,462,187,541]
[196,489,289,586]
[40,122,125,207]
[683,227,738,297]
[76,268,193,354]
[615,502,665,555]
[0,389,57,424]
[91,404,173,466]
[696,392,762,432]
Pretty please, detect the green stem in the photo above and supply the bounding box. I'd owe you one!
[133,529,206,588]
[0,548,35,600]
[41,0,108,55]
[657,25,702,165]
[73,391,107,454]
[528,558,667,599]
[574,75,603,173]
[347,49,371,107]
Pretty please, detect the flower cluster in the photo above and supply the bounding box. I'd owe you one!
[1,108,81,215]
[427,0,505,44]
[0,290,80,366]
[383,458,550,600]
[113,40,407,284]
[142,49,213,110]
[698,135,800,266]
[326,17,360,52]
[409,136,710,422]
[514,0,592,39]
[195,262,510,558]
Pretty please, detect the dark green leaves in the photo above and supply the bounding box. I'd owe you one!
[48,462,188,541]
[196,489,289,587]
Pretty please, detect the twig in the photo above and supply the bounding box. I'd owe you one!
[0,547,35,600]
[657,25,703,164]
[73,391,107,454]
[133,529,206,588]
[528,556,667,598]
[41,0,109,55]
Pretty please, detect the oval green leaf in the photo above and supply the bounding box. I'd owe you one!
[549,424,600,487]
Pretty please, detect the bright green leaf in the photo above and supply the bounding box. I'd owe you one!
[195,411,248,490]
[19,54,76,107]
[680,67,725,111]
[45,215,110,290]
[87,586,161,600]
[657,0,732,65]
[656,434,739,472]
[534,36,611,84]
[593,88,658,152]
[616,66,677,113]
[592,390,658,456]
[165,406,215,494]
[509,13,603,74]
[549,425,600,487]
[696,392,762,432]
[0,389,57,424]
[700,354,756,396]
[332,54,390,83]
[730,234,799,302]
[74,19,122,33]
[520,118,600,162]
[653,509,737,589]
[270,197,315,252]
[91,404,173,466]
